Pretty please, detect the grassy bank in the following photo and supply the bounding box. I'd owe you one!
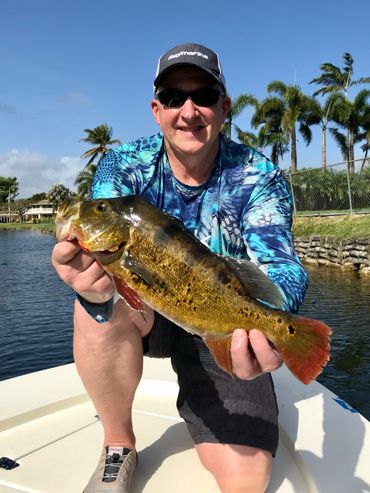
[2,214,370,239]
[0,222,55,234]
[293,214,370,238]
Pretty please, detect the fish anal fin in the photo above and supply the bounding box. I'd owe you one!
[114,277,144,312]
[204,334,233,375]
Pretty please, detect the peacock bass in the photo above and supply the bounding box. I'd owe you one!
[55,195,331,384]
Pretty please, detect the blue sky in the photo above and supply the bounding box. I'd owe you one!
[1,0,369,197]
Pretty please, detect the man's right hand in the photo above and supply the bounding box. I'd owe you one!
[51,240,115,303]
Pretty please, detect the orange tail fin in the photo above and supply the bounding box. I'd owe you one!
[276,316,332,385]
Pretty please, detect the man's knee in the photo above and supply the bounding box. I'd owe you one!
[195,443,272,493]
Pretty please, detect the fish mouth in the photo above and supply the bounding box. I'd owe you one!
[94,242,126,265]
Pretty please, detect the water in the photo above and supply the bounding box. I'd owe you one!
[1,230,370,420]
[0,230,74,378]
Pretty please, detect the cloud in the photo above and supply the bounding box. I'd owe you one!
[0,102,16,114]
[0,149,82,198]
[58,90,89,106]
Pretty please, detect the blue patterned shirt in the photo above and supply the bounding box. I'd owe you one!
[91,132,308,313]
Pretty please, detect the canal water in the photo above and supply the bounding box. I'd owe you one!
[1,229,370,419]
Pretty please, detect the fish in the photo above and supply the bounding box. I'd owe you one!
[55,195,332,384]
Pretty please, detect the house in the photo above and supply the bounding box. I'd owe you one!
[23,200,54,221]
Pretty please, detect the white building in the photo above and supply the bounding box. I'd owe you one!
[23,200,54,221]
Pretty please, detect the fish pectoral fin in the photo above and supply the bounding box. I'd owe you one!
[123,251,166,289]
[204,334,233,375]
[224,257,284,309]
[113,277,144,312]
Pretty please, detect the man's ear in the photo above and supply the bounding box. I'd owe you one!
[151,99,161,125]
[222,96,231,119]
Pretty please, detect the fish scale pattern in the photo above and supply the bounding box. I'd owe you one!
[91,132,308,313]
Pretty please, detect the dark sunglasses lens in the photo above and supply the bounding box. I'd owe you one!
[157,90,186,108]
[192,89,221,106]
[157,88,222,108]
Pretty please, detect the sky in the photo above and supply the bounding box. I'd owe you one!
[1,0,369,198]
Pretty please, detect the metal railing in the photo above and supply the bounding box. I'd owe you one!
[287,157,370,216]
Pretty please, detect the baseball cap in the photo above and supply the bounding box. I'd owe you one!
[154,42,226,91]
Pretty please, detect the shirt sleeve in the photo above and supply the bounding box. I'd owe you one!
[90,149,138,199]
[242,167,308,313]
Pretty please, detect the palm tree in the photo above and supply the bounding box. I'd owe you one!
[311,94,341,169]
[222,94,258,139]
[47,184,72,212]
[235,128,260,149]
[76,124,121,199]
[360,130,370,170]
[74,163,97,200]
[254,82,321,172]
[310,53,370,171]
[309,52,370,99]
[251,97,289,165]
[80,124,122,165]
[329,89,370,173]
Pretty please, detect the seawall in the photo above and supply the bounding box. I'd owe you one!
[294,236,370,275]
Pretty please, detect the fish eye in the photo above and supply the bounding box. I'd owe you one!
[96,201,108,213]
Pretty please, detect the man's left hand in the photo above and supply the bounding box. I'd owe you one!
[230,329,283,380]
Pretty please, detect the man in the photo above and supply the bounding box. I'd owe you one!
[52,43,308,493]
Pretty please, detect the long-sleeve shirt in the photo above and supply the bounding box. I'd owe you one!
[90,132,308,317]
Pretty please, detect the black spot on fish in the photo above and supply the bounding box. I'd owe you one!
[277,318,282,324]
[218,270,231,285]
[288,325,296,335]
[161,221,181,239]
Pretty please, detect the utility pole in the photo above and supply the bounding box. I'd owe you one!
[8,187,11,223]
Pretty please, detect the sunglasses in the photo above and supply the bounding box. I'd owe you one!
[156,88,224,108]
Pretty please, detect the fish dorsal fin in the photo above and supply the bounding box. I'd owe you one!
[223,257,284,309]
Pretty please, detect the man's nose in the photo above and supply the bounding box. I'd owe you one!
[181,97,198,119]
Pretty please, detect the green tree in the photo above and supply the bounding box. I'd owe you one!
[74,163,97,200]
[254,82,321,172]
[310,52,370,99]
[222,94,258,139]
[0,176,19,202]
[76,123,121,199]
[251,97,289,164]
[80,123,122,165]
[28,192,47,202]
[311,94,342,169]
[329,89,370,172]
[47,183,72,212]
[310,52,370,170]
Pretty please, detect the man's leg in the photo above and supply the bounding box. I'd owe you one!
[196,443,272,493]
[74,298,154,448]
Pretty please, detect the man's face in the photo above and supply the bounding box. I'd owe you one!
[151,66,230,159]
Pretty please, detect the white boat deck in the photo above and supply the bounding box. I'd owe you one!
[0,359,369,492]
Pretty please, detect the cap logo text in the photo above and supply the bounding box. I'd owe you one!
[168,51,209,61]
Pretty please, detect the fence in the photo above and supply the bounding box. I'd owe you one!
[287,157,370,216]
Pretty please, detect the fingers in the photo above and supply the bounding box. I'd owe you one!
[51,240,115,302]
[231,329,283,380]
[52,240,82,266]
[231,329,256,380]
[249,329,283,373]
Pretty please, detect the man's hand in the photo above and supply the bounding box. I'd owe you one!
[51,240,115,303]
[231,329,283,380]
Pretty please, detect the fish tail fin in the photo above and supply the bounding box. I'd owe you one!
[276,316,332,385]
[204,334,233,375]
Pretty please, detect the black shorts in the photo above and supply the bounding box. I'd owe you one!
[142,313,279,455]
